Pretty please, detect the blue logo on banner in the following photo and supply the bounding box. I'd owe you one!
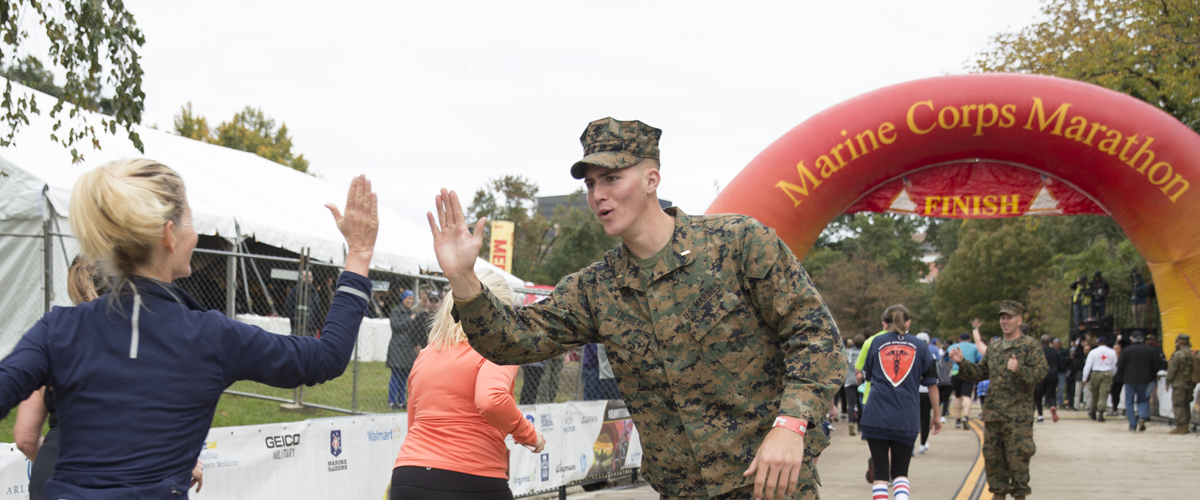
[330,430,343,457]
[580,454,588,471]
[525,414,535,425]
[540,453,550,481]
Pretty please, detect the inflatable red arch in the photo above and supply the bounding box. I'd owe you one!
[706,73,1200,355]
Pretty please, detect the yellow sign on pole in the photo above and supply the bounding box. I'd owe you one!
[489,220,515,273]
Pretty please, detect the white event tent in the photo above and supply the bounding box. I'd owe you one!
[0,81,527,357]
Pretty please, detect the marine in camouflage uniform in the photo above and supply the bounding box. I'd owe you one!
[451,118,845,499]
[1166,334,1194,434]
[955,301,1047,500]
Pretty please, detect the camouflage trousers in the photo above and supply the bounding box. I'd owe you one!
[1088,371,1114,414]
[1173,385,1194,425]
[982,421,1036,498]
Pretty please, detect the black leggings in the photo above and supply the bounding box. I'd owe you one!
[1034,377,1057,416]
[845,385,861,423]
[391,467,514,500]
[938,384,952,415]
[867,439,913,483]
[919,393,932,445]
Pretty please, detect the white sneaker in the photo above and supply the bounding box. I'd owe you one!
[918,444,929,454]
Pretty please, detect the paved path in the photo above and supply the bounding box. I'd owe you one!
[574,410,1198,499]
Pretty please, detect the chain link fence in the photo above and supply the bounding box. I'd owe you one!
[0,220,80,359]
[175,240,625,414]
[0,229,627,413]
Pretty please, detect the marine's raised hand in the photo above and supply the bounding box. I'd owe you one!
[428,188,486,299]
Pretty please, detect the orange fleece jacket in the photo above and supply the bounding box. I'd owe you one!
[393,342,538,479]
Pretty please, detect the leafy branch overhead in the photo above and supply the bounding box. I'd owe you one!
[973,0,1200,133]
[173,103,311,174]
[0,1,146,163]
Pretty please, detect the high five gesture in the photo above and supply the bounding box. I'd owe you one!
[325,174,379,277]
[428,188,487,300]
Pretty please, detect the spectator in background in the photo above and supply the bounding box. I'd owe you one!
[1117,331,1162,432]
[1070,275,1088,328]
[392,269,544,500]
[1054,338,1069,408]
[581,344,620,401]
[1109,334,1130,417]
[1131,274,1149,328]
[386,290,417,409]
[518,355,564,405]
[842,339,862,436]
[1034,335,1060,423]
[1145,332,1167,412]
[1090,271,1109,319]
[1083,336,1118,422]
[914,332,941,454]
[937,345,954,419]
[283,270,321,337]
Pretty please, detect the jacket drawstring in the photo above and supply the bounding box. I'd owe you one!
[130,292,142,359]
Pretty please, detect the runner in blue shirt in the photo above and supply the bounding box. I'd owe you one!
[860,305,942,500]
[950,330,982,429]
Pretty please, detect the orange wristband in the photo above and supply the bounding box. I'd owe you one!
[772,416,807,436]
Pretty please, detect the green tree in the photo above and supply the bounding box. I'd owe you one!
[932,220,1052,339]
[811,255,921,337]
[172,105,310,174]
[467,175,551,282]
[534,192,618,285]
[467,179,618,285]
[1,1,145,162]
[811,213,926,283]
[974,0,1200,131]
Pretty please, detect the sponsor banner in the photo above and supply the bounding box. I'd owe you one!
[0,445,30,498]
[844,162,1105,218]
[0,402,639,499]
[489,220,515,273]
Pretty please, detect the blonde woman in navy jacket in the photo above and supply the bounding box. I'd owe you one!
[0,160,379,499]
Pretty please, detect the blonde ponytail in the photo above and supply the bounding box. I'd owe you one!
[426,268,517,351]
[69,159,185,282]
[67,254,108,305]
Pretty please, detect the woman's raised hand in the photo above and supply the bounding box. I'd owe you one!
[326,175,379,277]
[428,188,486,299]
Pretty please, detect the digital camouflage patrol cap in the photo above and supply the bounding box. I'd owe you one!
[998,300,1026,316]
[570,117,662,179]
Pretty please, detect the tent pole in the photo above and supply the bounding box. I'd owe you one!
[225,239,237,318]
[43,190,52,313]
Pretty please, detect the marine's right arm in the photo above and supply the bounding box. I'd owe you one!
[958,350,989,382]
[454,272,600,366]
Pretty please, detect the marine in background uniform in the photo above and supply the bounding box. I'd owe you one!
[1166,334,1195,434]
[952,301,1047,500]
[440,118,845,499]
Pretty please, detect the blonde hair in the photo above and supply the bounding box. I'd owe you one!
[69,159,185,286]
[426,268,517,351]
[67,254,107,305]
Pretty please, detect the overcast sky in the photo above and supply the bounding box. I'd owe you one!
[116,0,1044,220]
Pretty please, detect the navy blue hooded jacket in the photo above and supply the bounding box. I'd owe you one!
[859,331,938,443]
[0,271,371,499]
